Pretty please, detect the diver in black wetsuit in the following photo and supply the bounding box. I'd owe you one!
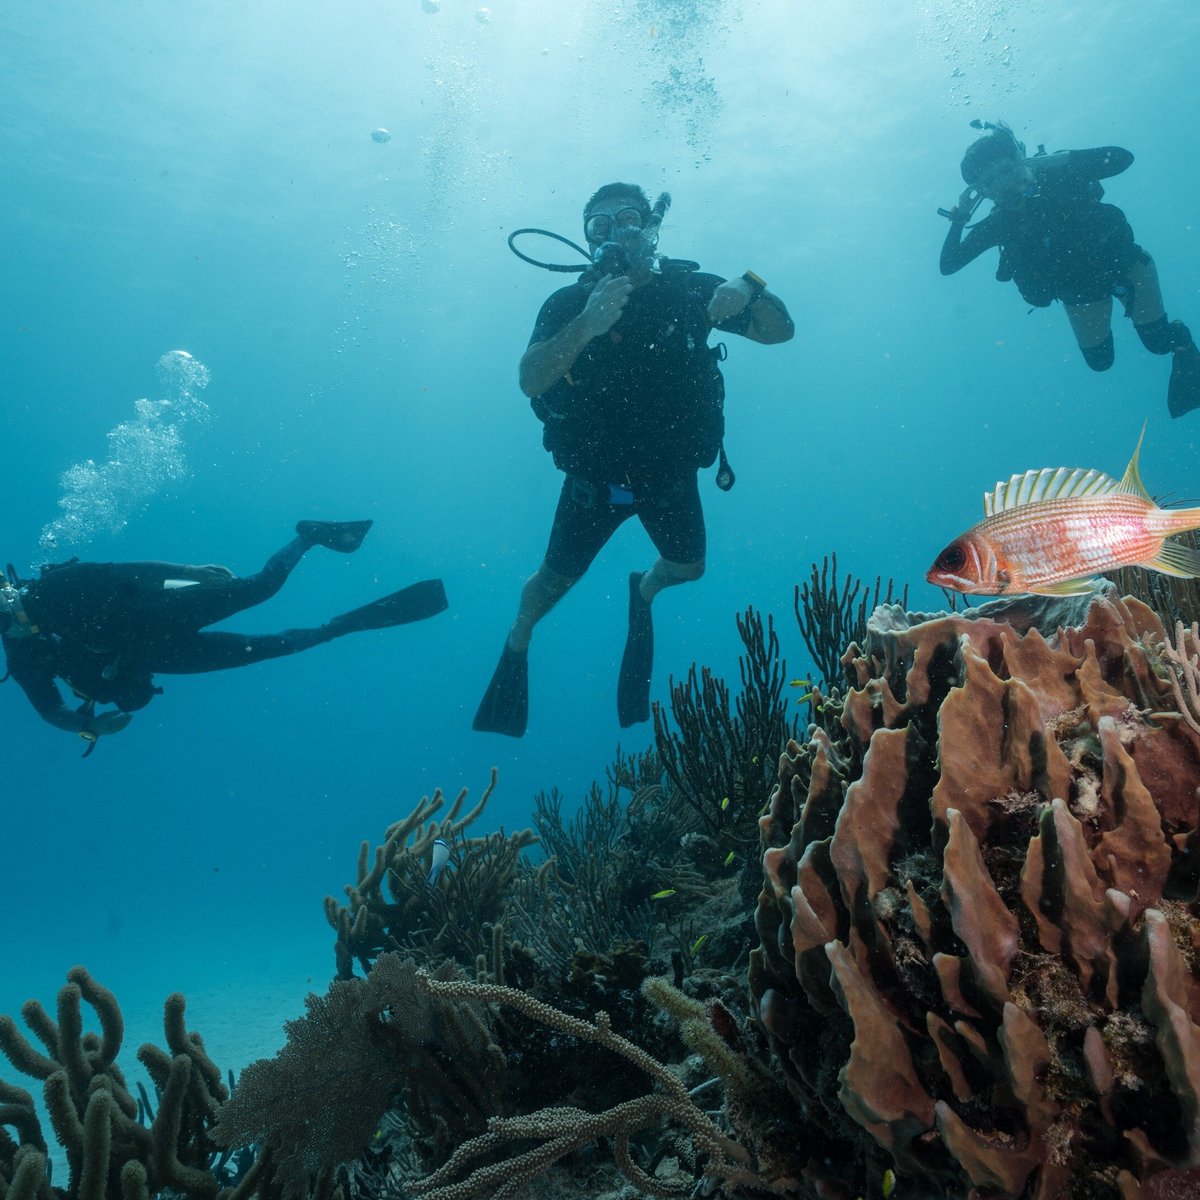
[940,121,1200,417]
[0,520,448,753]
[473,183,793,738]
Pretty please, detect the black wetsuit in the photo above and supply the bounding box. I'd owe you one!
[940,147,1141,307]
[3,536,328,728]
[529,263,748,576]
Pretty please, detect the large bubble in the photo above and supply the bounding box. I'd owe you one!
[37,351,212,561]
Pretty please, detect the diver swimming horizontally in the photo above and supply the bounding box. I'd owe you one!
[474,183,794,738]
[0,520,448,754]
[939,120,1200,418]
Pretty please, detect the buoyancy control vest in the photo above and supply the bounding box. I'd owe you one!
[530,260,727,491]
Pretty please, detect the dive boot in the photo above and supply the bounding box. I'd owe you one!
[617,571,653,728]
[327,579,448,635]
[473,641,528,738]
[296,519,374,553]
[1169,340,1200,418]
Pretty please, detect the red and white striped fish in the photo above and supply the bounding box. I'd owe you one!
[926,428,1200,596]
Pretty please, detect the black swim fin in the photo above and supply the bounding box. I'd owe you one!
[473,642,528,737]
[617,572,653,728]
[1168,342,1200,418]
[296,519,374,553]
[327,580,448,635]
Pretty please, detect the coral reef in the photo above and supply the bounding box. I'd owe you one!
[653,607,800,896]
[794,554,908,691]
[323,768,537,979]
[405,973,758,1200]
[212,956,503,1196]
[0,966,253,1200]
[1162,620,1200,735]
[751,586,1200,1200]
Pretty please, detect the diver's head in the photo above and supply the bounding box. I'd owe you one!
[582,183,664,277]
[961,122,1033,200]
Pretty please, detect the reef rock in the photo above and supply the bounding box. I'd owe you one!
[750,588,1200,1200]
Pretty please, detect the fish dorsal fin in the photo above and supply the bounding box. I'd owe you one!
[981,423,1154,517]
[983,465,1117,517]
[1112,420,1153,500]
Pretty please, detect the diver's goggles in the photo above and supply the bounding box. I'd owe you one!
[973,157,1028,193]
[584,207,645,244]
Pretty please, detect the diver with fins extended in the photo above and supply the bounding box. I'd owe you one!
[939,119,1200,417]
[0,520,448,754]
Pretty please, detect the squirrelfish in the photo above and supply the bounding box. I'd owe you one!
[927,428,1200,596]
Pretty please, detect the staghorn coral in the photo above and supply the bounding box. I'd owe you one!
[0,967,260,1200]
[750,587,1200,1200]
[323,769,537,979]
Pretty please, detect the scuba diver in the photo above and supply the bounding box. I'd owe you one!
[474,182,794,738]
[939,120,1200,417]
[0,520,448,753]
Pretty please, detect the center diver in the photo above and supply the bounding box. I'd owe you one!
[939,120,1200,417]
[0,520,448,754]
[473,183,793,738]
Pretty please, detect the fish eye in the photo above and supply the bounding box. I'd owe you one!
[936,544,967,572]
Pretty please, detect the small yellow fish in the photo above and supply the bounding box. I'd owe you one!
[882,1168,897,1198]
[691,934,707,953]
[789,678,811,687]
[793,690,814,704]
[651,888,676,900]
[723,851,735,866]
[928,426,1200,596]
[720,796,730,810]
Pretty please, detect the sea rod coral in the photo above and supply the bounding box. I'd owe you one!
[750,586,1200,1200]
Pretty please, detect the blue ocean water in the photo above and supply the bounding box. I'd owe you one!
[2,0,1198,1098]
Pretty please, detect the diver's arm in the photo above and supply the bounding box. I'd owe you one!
[940,210,1000,275]
[741,290,794,344]
[5,645,92,732]
[121,562,236,586]
[519,275,632,398]
[1040,146,1133,181]
[519,319,596,399]
[707,277,793,344]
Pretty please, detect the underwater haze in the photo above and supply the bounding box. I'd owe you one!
[3,0,1199,1084]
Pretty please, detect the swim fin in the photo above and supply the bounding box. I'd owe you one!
[296,519,374,553]
[617,571,653,728]
[327,580,448,635]
[473,641,528,737]
[1168,341,1200,418]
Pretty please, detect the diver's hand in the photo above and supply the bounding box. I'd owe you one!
[191,564,236,585]
[87,710,133,738]
[707,278,753,325]
[78,709,132,755]
[947,187,978,222]
[580,274,632,339]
